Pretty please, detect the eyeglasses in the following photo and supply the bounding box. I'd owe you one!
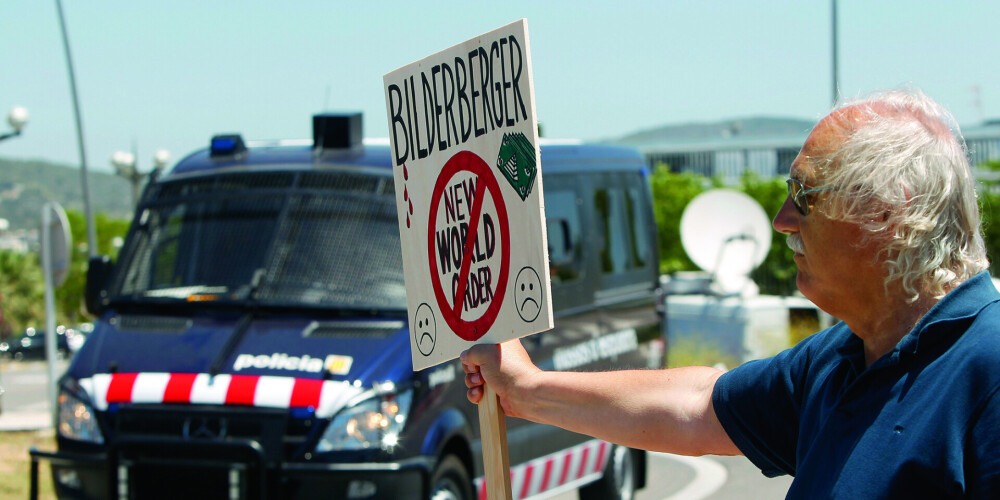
[786,178,835,216]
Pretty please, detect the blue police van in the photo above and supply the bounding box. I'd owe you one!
[35,114,665,500]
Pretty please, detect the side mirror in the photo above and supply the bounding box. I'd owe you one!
[85,255,113,316]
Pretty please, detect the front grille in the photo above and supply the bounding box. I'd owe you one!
[109,405,318,500]
[127,463,237,498]
[112,405,311,463]
[113,438,271,500]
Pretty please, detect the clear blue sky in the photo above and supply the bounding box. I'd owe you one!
[2,1,999,173]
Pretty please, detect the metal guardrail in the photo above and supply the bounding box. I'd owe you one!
[29,447,104,500]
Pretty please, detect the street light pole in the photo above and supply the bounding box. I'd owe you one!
[831,0,840,106]
[110,151,138,208]
[0,106,28,143]
[111,148,169,210]
[54,0,98,258]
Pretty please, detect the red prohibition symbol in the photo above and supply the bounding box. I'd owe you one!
[427,150,510,341]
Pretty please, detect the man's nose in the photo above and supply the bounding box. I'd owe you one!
[772,196,799,234]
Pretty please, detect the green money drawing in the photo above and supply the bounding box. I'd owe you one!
[496,132,537,201]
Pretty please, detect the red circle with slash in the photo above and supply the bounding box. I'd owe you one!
[427,151,510,341]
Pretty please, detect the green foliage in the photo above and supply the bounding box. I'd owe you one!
[0,250,45,339]
[648,164,712,274]
[739,172,798,296]
[0,156,132,334]
[977,162,1000,269]
[981,159,1000,178]
[981,192,1000,269]
[57,210,131,324]
[0,210,129,339]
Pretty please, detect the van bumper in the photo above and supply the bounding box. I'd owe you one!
[31,445,432,500]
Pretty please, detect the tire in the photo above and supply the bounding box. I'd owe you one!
[579,445,636,500]
[429,455,474,500]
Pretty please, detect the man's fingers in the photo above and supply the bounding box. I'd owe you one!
[462,343,500,366]
[467,385,483,404]
[461,344,502,406]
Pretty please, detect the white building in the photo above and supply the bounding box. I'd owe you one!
[612,117,1000,183]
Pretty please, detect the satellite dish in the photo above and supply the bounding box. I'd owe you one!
[680,189,772,296]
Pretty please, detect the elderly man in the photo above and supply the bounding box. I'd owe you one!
[462,89,1000,498]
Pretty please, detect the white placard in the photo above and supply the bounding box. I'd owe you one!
[384,19,553,370]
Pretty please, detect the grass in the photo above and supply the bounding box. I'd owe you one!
[666,337,741,370]
[0,430,56,500]
[789,310,823,345]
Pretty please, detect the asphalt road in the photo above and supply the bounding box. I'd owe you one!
[544,450,792,500]
[0,357,68,417]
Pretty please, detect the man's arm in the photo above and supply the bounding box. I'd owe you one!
[461,339,741,457]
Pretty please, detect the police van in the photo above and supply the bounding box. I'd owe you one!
[36,114,665,500]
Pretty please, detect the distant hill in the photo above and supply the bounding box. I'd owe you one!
[610,116,816,149]
[0,157,133,230]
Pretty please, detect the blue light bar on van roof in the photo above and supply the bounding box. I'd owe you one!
[210,134,247,158]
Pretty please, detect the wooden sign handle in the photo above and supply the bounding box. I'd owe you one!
[478,384,513,500]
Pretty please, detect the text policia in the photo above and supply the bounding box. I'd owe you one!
[386,34,529,167]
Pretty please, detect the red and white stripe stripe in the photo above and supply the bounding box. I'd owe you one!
[475,440,611,500]
[79,372,362,418]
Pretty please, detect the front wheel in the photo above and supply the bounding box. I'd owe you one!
[579,445,636,500]
[429,455,474,500]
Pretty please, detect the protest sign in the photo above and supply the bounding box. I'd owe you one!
[384,18,553,372]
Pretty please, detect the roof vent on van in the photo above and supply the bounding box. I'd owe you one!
[302,320,402,339]
[313,112,362,151]
[113,314,193,334]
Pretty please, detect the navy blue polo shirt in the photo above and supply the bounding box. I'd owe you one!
[713,272,1000,499]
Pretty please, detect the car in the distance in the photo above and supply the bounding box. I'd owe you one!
[8,327,72,361]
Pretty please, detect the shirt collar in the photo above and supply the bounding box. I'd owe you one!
[833,272,1000,363]
[896,271,1000,356]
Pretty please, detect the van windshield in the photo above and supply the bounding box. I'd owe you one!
[109,171,406,312]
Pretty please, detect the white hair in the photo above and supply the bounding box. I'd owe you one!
[810,88,989,301]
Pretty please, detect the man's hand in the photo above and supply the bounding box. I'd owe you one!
[461,339,539,418]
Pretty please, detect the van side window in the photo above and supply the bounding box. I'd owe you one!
[596,172,653,277]
[595,188,629,274]
[626,185,650,268]
[545,189,582,283]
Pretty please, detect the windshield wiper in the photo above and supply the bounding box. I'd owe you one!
[208,269,266,376]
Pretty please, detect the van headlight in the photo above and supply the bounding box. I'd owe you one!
[58,380,104,444]
[316,387,412,452]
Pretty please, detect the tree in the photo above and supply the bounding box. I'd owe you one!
[648,164,712,274]
[58,210,131,323]
[739,172,798,297]
[977,160,1000,269]
[0,249,45,340]
[0,210,130,339]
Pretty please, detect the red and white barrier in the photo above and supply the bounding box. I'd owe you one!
[79,372,362,418]
[475,440,611,500]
